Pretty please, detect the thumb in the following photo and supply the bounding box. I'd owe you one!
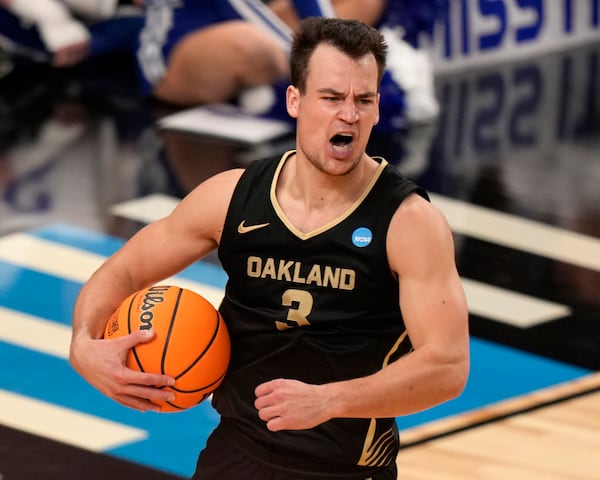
[126,329,156,347]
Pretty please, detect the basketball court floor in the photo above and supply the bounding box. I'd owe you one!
[1,31,599,480]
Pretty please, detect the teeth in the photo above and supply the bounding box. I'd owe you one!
[332,143,349,153]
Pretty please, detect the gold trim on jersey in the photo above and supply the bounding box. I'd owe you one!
[270,151,389,240]
[357,331,411,467]
[357,420,397,466]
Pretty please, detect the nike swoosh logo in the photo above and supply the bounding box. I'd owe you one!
[237,221,270,234]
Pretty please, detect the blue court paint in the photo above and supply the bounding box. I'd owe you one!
[0,260,81,325]
[32,223,127,257]
[0,224,593,477]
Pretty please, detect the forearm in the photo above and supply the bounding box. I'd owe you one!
[71,227,158,342]
[71,215,215,342]
[69,259,177,412]
[71,261,138,342]
[255,342,468,432]
[324,345,469,420]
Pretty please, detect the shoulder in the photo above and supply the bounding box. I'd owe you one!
[387,193,456,275]
[169,168,245,236]
[392,192,445,228]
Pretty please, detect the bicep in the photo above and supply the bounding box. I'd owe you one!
[113,169,242,288]
[388,196,468,351]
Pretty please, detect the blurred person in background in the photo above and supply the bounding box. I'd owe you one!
[0,0,446,130]
[0,0,144,67]
[137,0,447,131]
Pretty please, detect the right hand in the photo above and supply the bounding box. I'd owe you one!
[69,329,176,412]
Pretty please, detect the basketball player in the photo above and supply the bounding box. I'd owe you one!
[70,17,469,479]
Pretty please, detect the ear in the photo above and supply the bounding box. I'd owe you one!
[286,85,300,119]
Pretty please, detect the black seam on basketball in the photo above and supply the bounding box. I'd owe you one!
[164,401,186,410]
[166,371,227,394]
[164,393,209,411]
[174,309,222,380]
[128,293,145,372]
[162,287,183,375]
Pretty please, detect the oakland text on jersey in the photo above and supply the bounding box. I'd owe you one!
[246,255,356,291]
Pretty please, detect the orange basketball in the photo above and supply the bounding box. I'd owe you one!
[104,285,230,412]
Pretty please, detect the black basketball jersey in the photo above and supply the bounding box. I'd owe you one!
[213,151,429,476]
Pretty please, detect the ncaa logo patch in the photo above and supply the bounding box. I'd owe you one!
[352,227,372,247]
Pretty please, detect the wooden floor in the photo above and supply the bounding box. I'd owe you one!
[397,373,600,479]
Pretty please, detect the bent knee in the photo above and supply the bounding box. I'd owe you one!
[155,21,288,105]
[221,22,289,80]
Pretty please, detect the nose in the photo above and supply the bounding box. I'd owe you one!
[338,98,359,123]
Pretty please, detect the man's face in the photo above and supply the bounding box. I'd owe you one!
[286,43,380,176]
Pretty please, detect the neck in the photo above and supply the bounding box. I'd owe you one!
[276,152,379,233]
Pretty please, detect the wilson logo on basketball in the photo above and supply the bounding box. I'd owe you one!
[139,285,170,330]
[105,315,120,337]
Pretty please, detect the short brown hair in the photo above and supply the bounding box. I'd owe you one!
[290,17,388,93]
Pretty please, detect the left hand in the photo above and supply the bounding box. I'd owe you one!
[254,378,331,431]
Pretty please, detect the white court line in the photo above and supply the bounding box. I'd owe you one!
[431,193,600,272]
[0,388,147,451]
[0,306,70,358]
[0,233,224,308]
[110,193,179,224]
[460,278,570,328]
[115,196,574,328]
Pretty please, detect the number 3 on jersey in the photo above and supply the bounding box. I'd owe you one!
[276,289,314,330]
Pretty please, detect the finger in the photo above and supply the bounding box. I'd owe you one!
[124,383,176,404]
[266,417,285,432]
[256,403,278,421]
[116,393,162,413]
[254,393,272,410]
[255,378,282,397]
[103,329,155,354]
[125,369,175,389]
[254,381,272,398]
[127,329,157,346]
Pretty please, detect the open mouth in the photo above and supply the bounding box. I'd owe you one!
[330,133,353,148]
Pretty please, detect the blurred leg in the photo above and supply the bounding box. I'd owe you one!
[153,20,289,106]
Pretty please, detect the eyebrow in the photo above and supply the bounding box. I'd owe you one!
[318,87,378,99]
